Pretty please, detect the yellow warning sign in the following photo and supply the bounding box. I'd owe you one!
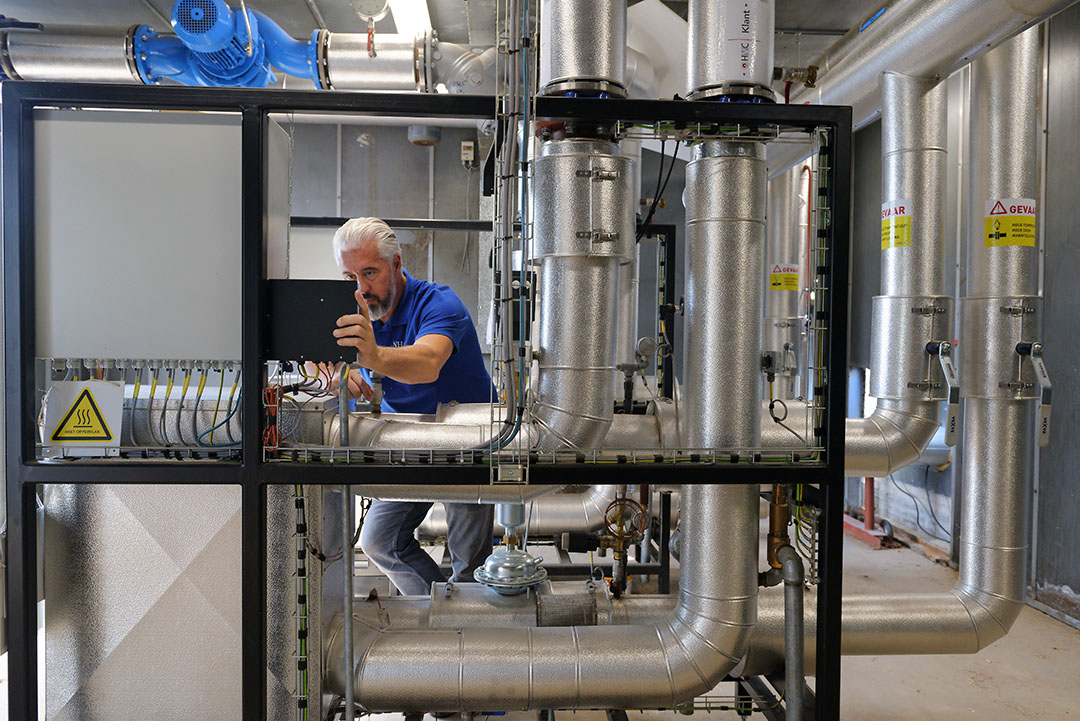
[50,388,113,442]
[769,263,800,291]
[984,198,1036,248]
[881,198,912,249]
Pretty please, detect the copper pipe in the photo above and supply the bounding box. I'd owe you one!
[767,484,790,569]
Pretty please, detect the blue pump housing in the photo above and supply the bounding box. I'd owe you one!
[134,0,320,88]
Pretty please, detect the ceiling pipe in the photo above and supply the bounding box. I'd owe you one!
[324,483,757,711]
[769,0,1077,176]
[742,26,1046,674]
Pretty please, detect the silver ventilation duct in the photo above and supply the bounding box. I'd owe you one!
[418,484,681,538]
[325,483,757,711]
[320,32,428,91]
[0,24,142,82]
[683,141,767,449]
[764,165,804,400]
[742,26,1046,674]
[845,71,954,478]
[686,0,775,101]
[531,138,636,448]
[539,0,628,97]
[769,0,1076,176]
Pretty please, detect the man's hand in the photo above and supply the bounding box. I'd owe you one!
[334,290,382,366]
[309,361,374,401]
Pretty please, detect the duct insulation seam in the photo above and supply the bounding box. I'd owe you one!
[530,138,636,448]
[325,484,758,711]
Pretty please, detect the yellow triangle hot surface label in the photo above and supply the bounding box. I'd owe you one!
[51,388,114,442]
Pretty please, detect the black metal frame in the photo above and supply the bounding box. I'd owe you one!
[2,82,851,721]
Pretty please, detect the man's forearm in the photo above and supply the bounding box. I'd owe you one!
[367,344,442,384]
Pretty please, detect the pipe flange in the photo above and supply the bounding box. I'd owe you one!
[314,28,332,90]
[0,29,21,80]
[687,83,776,103]
[124,25,143,83]
[542,78,628,99]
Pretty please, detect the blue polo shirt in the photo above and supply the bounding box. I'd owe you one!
[358,271,495,414]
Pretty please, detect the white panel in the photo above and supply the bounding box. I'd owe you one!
[34,110,242,360]
[266,119,292,280]
[287,226,340,279]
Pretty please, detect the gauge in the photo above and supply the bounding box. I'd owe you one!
[349,0,390,22]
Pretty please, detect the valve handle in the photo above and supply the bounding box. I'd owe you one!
[927,341,959,447]
[1018,343,1052,447]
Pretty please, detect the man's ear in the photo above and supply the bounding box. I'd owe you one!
[392,253,402,274]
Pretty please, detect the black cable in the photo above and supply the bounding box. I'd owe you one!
[637,139,672,241]
[921,464,951,538]
[889,474,948,542]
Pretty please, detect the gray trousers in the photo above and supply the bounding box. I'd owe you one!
[359,499,495,595]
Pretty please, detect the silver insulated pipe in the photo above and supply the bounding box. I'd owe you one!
[531,138,636,447]
[539,0,627,97]
[764,165,804,400]
[324,483,757,711]
[0,24,142,83]
[686,0,775,100]
[742,27,1046,674]
[846,72,956,477]
[320,32,428,91]
[683,141,767,450]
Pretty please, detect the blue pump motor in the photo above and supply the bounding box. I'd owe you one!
[170,0,275,86]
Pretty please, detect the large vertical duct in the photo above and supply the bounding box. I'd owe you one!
[614,137,643,389]
[845,72,954,477]
[686,0,775,101]
[531,139,636,447]
[764,166,803,400]
[683,141,767,449]
[957,23,1044,643]
[742,28,1046,672]
[539,0,627,97]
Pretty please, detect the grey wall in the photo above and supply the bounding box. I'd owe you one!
[284,122,484,320]
[1034,5,1080,624]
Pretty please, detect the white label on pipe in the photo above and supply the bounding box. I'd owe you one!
[720,0,774,87]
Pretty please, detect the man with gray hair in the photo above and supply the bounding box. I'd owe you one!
[330,217,496,595]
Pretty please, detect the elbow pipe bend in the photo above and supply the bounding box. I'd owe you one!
[844,400,941,477]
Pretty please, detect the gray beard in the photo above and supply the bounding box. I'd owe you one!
[368,281,397,322]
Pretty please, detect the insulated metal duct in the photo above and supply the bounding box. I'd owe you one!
[742,27,1046,674]
[531,138,635,448]
[769,0,1076,176]
[418,484,680,537]
[320,32,426,91]
[683,141,767,449]
[845,72,954,478]
[539,0,627,96]
[686,0,775,100]
[0,25,142,82]
[764,165,804,400]
[325,483,757,711]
